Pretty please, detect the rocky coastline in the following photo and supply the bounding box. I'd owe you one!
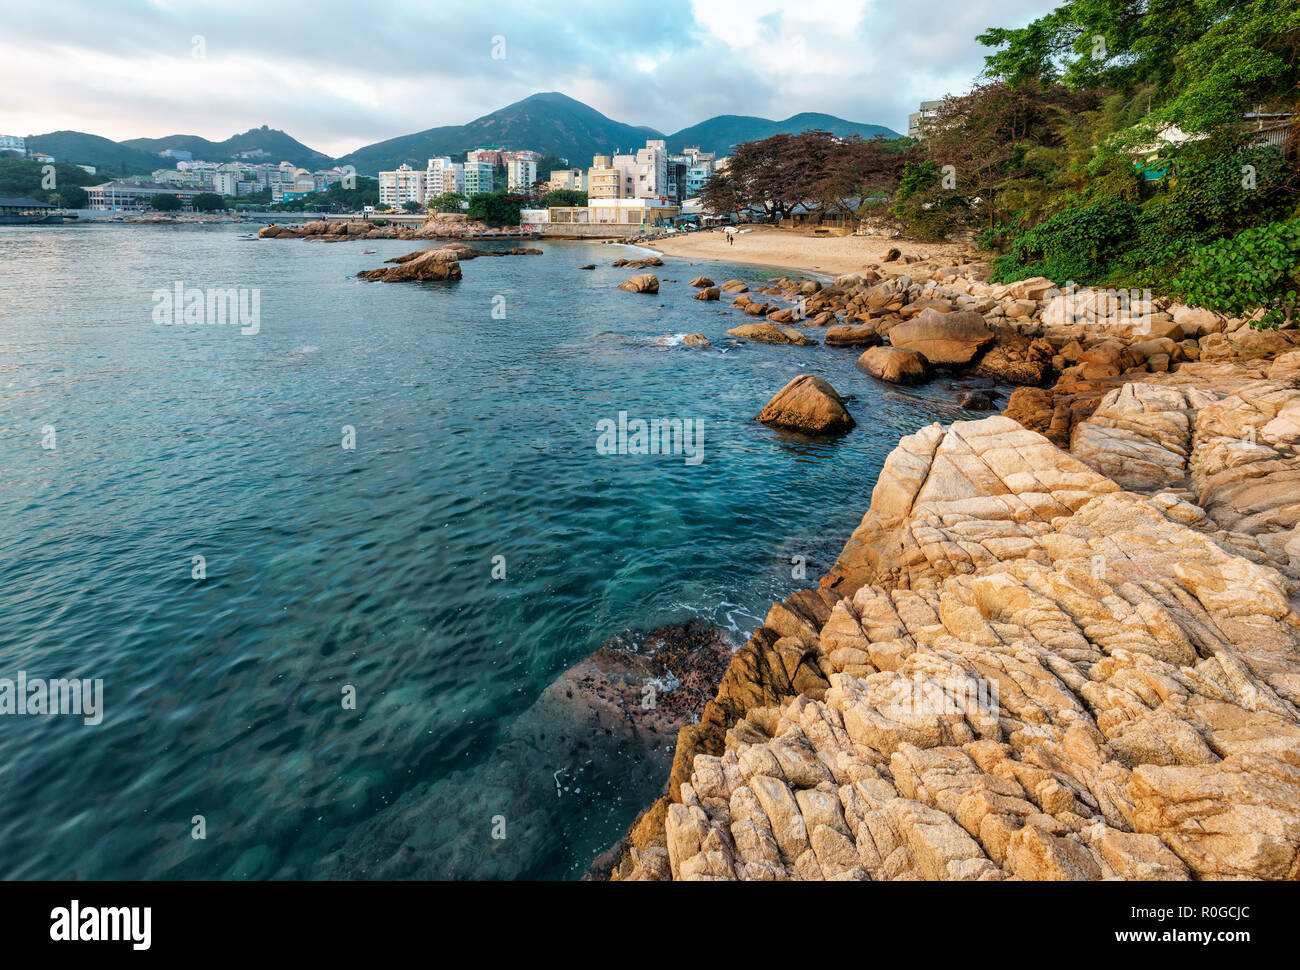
[601,250,1300,881]
[258,225,1300,879]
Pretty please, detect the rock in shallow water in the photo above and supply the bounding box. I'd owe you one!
[357,246,463,282]
[757,374,856,435]
[618,274,660,294]
[824,324,882,348]
[856,346,929,384]
[726,323,814,346]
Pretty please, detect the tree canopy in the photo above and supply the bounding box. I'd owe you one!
[702,131,917,223]
[466,190,530,224]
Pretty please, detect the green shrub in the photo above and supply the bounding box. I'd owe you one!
[1171,219,1300,329]
[991,199,1140,283]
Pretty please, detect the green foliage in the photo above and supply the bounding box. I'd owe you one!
[895,160,941,199]
[466,190,529,224]
[0,158,100,205]
[540,189,587,208]
[322,176,379,210]
[150,194,182,212]
[889,161,974,240]
[533,152,569,184]
[992,199,1141,283]
[930,1,1300,323]
[191,192,225,212]
[1171,219,1300,328]
[401,200,422,213]
[48,186,88,208]
[427,191,466,212]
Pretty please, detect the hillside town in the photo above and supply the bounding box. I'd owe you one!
[0,125,731,229]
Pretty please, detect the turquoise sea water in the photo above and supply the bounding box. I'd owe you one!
[0,224,981,879]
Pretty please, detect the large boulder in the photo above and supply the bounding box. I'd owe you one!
[887,308,994,366]
[693,287,721,301]
[689,276,715,288]
[1006,276,1057,301]
[357,246,462,282]
[757,375,855,435]
[856,346,928,384]
[726,323,815,346]
[618,274,660,294]
[824,324,883,348]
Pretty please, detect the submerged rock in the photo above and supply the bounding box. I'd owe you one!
[956,388,997,410]
[757,374,856,435]
[331,621,732,881]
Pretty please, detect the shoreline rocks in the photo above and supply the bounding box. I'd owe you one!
[824,324,882,348]
[259,212,539,243]
[596,253,1300,881]
[886,308,994,366]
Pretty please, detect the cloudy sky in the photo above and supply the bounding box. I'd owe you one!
[0,0,1056,157]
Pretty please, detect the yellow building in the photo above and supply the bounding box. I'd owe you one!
[587,155,622,200]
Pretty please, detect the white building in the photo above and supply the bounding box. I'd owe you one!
[506,157,537,192]
[426,157,465,197]
[0,134,27,154]
[590,139,670,200]
[462,161,494,195]
[212,172,238,196]
[378,164,427,207]
[85,180,203,210]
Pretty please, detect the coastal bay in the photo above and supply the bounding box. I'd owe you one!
[0,222,976,879]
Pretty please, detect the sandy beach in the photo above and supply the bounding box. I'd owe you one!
[646,226,971,278]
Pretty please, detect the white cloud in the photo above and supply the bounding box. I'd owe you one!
[0,0,1059,156]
